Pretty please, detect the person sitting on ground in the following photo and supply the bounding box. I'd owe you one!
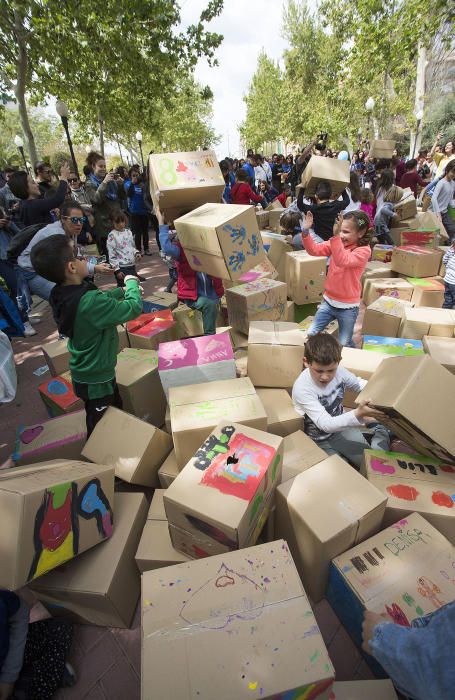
[30,235,142,436]
[399,158,428,197]
[33,161,58,198]
[296,180,350,242]
[107,211,143,287]
[258,179,286,207]
[431,160,455,243]
[8,164,70,228]
[292,333,390,470]
[373,185,403,245]
[359,187,376,226]
[230,169,265,206]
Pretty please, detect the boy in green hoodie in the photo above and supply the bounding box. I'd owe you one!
[31,234,142,436]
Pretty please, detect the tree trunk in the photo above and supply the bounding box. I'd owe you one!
[98,112,105,157]
[409,43,427,159]
[13,9,39,166]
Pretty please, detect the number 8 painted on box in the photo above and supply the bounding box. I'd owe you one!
[159,157,178,186]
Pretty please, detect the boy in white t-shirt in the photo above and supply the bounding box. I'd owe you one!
[292,333,390,469]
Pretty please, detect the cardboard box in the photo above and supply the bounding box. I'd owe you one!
[371,244,394,263]
[340,347,395,408]
[0,459,115,589]
[361,296,413,337]
[135,490,190,572]
[127,309,177,350]
[148,150,224,219]
[400,307,455,339]
[225,278,287,335]
[391,211,449,242]
[174,203,265,281]
[274,455,387,601]
[171,304,204,338]
[256,388,302,436]
[286,300,295,321]
[236,256,278,282]
[164,404,171,432]
[41,338,70,376]
[285,250,326,304]
[363,449,455,544]
[362,277,414,307]
[117,324,129,350]
[255,209,269,228]
[407,277,445,307]
[115,347,166,426]
[332,680,398,699]
[267,208,284,233]
[261,231,293,281]
[142,292,178,315]
[391,246,443,278]
[247,321,306,388]
[158,450,179,486]
[362,335,424,356]
[300,155,350,197]
[158,332,236,398]
[398,229,439,249]
[281,430,327,483]
[82,406,172,487]
[356,355,455,462]
[169,377,267,468]
[234,348,248,377]
[423,335,455,373]
[394,189,418,221]
[141,540,334,700]
[164,421,283,557]
[32,492,146,628]
[217,325,249,350]
[297,316,338,340]
[326,513,455,676]
[361,261,396,283]
[38,375,83,417]
[369,139,395,159]
[13,411,87,466]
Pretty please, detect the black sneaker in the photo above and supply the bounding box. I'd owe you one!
[138,274,147,282]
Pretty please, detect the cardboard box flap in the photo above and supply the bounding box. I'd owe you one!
[169,377,257,408]
[403,307,455,326]
[0,460,112,495]
[158,332,234,371]
[116,348,158,384]
[226,277,285,298]
[340,347,394,376]
[248,321,305,348]
[366,297,413,317]
[423,336,455,367]
[175,202,253,228]
[147,490,166,521]
[283,431,326,469]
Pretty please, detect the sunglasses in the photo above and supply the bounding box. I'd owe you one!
[63,215,87,224]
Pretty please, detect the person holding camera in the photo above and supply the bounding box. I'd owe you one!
[126,168,151,255]
[84,151,126,258]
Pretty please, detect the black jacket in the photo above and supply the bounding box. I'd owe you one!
[297,188,350,241]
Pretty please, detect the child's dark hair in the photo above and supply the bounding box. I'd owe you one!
[304,333,342,365]
[375,168,394,194]
[360,187,374,204]
[8,171,29,200]
[280,211,300,233]
[315,180,332,200]
[30,235,75,285]
[112,211,128,225]
[349,171,361,202]
[343,211,372,246]
[405,159,418,171]
[444,161,455,175]
[236,168,249,183]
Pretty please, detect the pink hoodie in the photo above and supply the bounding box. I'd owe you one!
[302,235,371,304]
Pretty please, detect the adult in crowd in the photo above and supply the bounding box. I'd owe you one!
[67,171,96,243]
[84,151,126,257]
[220,160,234,203]
[254,154,272,186]
[431,160,455,242]
[34,162,57,197]
[0,168,20,218]
[374,168,395,210]
[399,159,428,197]
[430,133,455,178]
[241,154,257,191]
[126,168,151,255]
[8,164,69,227]
[392,148,406,185]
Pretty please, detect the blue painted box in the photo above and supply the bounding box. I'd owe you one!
[362,335,424,356]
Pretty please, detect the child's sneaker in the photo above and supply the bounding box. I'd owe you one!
[23,321,37,337]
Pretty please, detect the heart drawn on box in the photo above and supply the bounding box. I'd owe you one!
[192,255,202,266]
[176,161,188,173]
[20,425,44,444]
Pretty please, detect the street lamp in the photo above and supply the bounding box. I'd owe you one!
[365,97,375,143]
[136,131,145,169]
[14,135,29,172]
[56,99,79,178]
[412,109,424,159]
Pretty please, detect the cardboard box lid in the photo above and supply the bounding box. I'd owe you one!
[0,460,112,495]
[363,336,424,354]
[169,377,257,408]
[175,202,253,228]
[403,307,455,326]
[137,519,190,565]
[395,245,441,258]
[370,278,414,291]
[282,431,326,473]
[256,389,301,424]
[142,540,334,699]
[248,321,305,349]
[332,680,398,699]
[13,411,87,459]
[127,310,174,337]
[116,348,158,384]
[407,277,445,290]
[149,150,224,191]
[226,278,286,298]
[366,296,413,317]
[286,249,327,263]
[423,335,455,366]
[147,489,166,521]
[286,455,387,543]
[159,450,179,478]
[41,337,68,358]
[158,332,234,371]
[340,347,394,377]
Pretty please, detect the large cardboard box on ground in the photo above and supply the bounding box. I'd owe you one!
[115,347,166,426]
[82,407,172,487]
[164,421,283,558]
[135,490,190,572]
[327,513,455,676]
[158,450,179,486]
[267,208,284,233]
[169,377,267,468]
[274,455,387,602]
[332,680,398,699]
[256,389,302,436]
[174,203,265,281]
[391,245,443,277]
[372,244,394,263]
[391,210,449,242]
[172,304,204,338]
[127,309,177,350]
[247,321,305,388]
[38,375,83,417]
[285,250,326,304]
[369,139,395,159]
[142,291,178,314]
[300,154,350,197]
[362,335,424,356]
[297,316,338,340]
[400,306,455,339]
[260,231,292,281]
[361,296,413,337]
[0,459,114,590]
[362,277,414,307]
[235,257,278,283]
[423,335,455,373]
[281,430,326,483]
[256,209,269,229]
[13,411,87,466]
[225,278,287,335]
[395,228,439,249]
[340,347,394,399]
[357,355,455,462]
[393,189,418,222]
[41,338,70,376]
[31,492,146,628]
[407,277,445,307]
[141,540,334,700]
[363,449,455,544]
[158,332,236,398]
[148,150,224,219]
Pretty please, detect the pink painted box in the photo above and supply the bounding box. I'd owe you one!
[127,309,177,350]
[13,411,87,466]
[158,331,236,398]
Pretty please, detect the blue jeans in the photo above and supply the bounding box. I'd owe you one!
[443,282,455,309]
[309,299,359,347]
[21,268,55,302]
[186,296,219,335]
[317,424,390,470]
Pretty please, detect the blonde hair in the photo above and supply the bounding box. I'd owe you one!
[384,185,404,204]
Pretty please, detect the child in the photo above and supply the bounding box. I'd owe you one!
[107,211,143,286]
[374,185,403,245]
[399,158,428,197]
[442,241,455,308]
[359,187,375,226]
[300,210,371,346]
[258,180,286,207]
[297,180,350,240]
[30,235,142,436]
[292,333,390,469]
[230,169,265,206]
[431,161,455,242]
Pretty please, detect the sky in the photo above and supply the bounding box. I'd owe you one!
[179,0,290,158]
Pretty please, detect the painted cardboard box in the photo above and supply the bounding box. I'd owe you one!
[115,347,166,426]
[407,276,445,307]
[393,189,418,222]
[135,490,190,572]
[172,304,204,338]
[169,377,267,469]
[400,307,455,340]
[13,411,87,466]
[361,261,397,284]
[362,449,455,544]
[225,278,287,335]
[256,209,269,228]
[371,244,394,263]
[256,389,302,437]
[300,154,350,197]
[399,229,439,249]
[362,335,424,356]
[326,513,455,676]
[158,450,179,486]
[148,150,224,219]
[247,321,306,388]
[141,540,335,700]
[391,211,448,242]
[142,291,178,314]
[423,335,455,373]
[274,455,387,602]
[41,338,70,376]
[158,332,236,398]
[82,406,172,487]
[236,256,278,283]
[281,430,326,483]
[297,316,338,340]
[38,375,83,417]
[356,355,455,463]
[390,245,443,278]
[174,203,265,281]
[362,277,414,307]
[368,139,395,159]
[31,492,146,628]
[127,309,177,350]
[261,231,293,281]
[331,680,398,699]
[0,459,115,590]
[285,250,326,304]
[361,296,413,338]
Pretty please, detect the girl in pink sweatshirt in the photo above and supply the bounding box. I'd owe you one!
[301,210,371,346]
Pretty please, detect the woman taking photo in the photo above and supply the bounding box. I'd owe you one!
[84,151,126,257]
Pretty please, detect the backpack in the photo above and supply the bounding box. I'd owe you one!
[6,223,45,264]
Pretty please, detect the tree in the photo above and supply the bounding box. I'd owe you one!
[240,52,282,151]
[0,107,66,168]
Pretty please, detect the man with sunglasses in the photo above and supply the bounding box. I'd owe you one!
[34,162,57,197]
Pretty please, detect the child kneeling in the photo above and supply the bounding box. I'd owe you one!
[292,333,390,470]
